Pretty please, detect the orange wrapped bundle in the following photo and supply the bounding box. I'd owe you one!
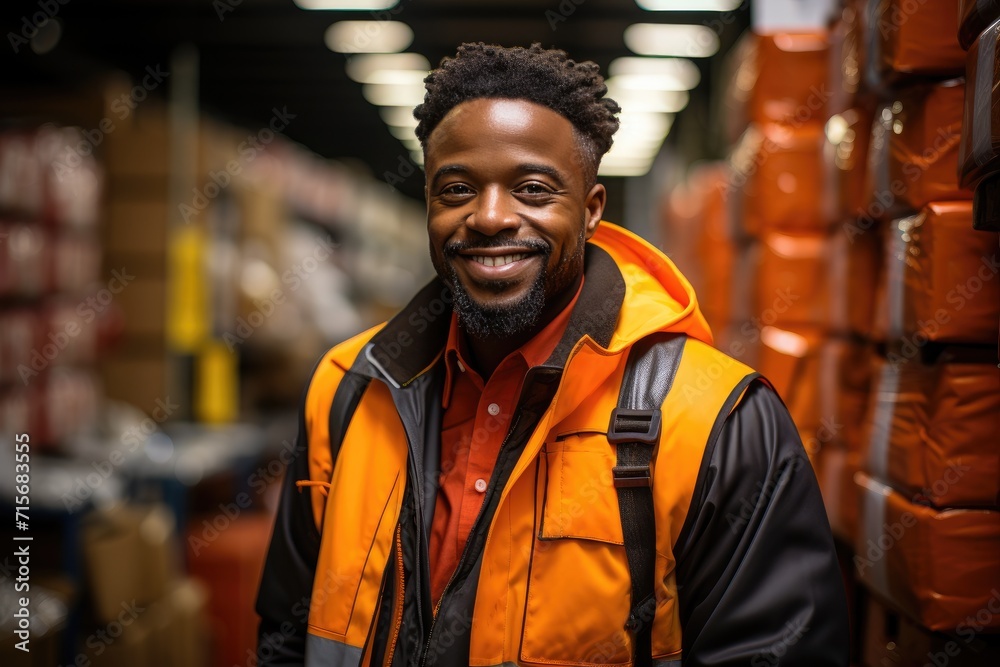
[902,202,1000,345]
[828,1,867,117]
[865,0,965,87]
[749,32,830,128]
[695,167,738,329]
[920,353,1000,508]
[898,614,1000,665]
[959,0,1000,49]
[855,472,1000,632]
[825,105,876,223]
[755,326,824,457]
[864,351,1000,508]
[819,447,862,543]
[861,352,931,486]
[819,339,873,453]
[887,81,970,208]
[738,123,827,236]
[960,18,1000,192]
[829,219,882,337]
[753,232,829,328]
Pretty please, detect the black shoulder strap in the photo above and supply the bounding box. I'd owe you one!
[608,333,687,667]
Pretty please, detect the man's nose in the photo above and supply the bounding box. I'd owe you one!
[467,186,518,235]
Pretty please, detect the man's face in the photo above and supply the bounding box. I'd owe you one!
[424,98,606,339]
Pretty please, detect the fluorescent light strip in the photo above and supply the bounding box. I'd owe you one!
[325,21,412,53]
[295,0,398,10]
[345,53,430,83]
[635,0,741,11]
[624,23,720,58]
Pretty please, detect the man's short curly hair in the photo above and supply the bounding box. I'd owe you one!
[414,43,620,187]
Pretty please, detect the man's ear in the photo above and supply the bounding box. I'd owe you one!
[583,183,606,239]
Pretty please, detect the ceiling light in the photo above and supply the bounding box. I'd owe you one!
[362,82,426,106]
[624,23,720,57]
[606,83,689,113]
[380,106,419,127]
[364,69,427,85]
[346,53,430,83]
[295,0,398,10]
[635,0,741,10]
[325,21,412,53]
[388,124,418,141]
[609,57,701,89]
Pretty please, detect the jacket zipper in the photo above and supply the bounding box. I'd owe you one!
[383,524,406,667]
[420,412,523,666]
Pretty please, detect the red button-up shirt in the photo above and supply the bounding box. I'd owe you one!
[429,279,583,607]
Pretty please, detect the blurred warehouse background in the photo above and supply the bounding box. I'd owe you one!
[0,0,998,665]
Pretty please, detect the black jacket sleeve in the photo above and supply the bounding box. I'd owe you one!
[675,379,850,666]
[255,393,320,665]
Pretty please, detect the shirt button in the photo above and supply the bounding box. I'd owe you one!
[474,478,488,493]
[487,402,500,416]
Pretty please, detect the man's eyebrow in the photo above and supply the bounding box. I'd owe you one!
[430,164,469,188]
[429,162,568,188]
[518,163,567,187]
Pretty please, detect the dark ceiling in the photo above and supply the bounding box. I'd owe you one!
[1,0,750,201]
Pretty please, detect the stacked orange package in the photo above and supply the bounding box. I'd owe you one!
[851,0,1000,648]
[725,30,833,467]
[959,10,1000,231]
[817,1,881,548]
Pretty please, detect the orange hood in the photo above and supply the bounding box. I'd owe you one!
[589,221,713,351]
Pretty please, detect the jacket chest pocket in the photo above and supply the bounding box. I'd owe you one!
[520,432,633,666]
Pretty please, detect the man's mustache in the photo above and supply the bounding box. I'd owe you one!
[443,237,551,257]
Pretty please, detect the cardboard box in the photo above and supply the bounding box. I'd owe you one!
[105,199,169,256]
[115,276,167,338]
[82,504,180,623]
[855,472,1000,632]
[101,353,169,418]
[865,0,965,87]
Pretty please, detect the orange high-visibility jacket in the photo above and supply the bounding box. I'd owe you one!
[256,223,849,666]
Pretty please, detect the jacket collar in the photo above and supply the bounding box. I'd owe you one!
[363,244,625,388]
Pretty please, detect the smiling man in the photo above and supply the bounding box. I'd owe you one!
[256,43,849,667]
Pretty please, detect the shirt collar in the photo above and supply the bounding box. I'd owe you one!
[442,276,585,408]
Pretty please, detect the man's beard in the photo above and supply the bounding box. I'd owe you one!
[442,233,584,340]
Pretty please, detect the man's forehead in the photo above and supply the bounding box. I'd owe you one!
[429,97,576,144]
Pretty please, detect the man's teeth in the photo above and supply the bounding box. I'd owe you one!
[471,253,528,267]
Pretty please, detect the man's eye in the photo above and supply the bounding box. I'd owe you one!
[519,183,551,195]
[441,184,473,197]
